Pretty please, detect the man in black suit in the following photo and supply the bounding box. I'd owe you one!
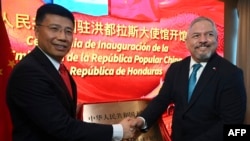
[6,3,135,141]
[131,16,247,141]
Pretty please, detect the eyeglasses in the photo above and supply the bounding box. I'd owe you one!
[36,24,73,36]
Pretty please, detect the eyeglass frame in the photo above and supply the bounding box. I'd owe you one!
[36,24,74,36]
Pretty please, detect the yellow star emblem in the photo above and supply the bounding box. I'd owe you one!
[8,60,15,68]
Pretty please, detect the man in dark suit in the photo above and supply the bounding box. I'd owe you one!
[131,16,246,141]
[6,3,135,141]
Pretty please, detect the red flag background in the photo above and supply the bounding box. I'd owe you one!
[0,14,13,141]
[110,0,160,22]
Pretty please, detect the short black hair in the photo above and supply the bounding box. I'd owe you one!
[35,3,75,25]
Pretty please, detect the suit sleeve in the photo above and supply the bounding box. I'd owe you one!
[139,63,176,129]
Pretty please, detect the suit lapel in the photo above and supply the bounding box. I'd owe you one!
[186,53,221,108]
[178,58,191,106]
[31,47,76,103]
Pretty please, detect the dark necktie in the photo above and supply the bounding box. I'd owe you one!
[188,63,201,102]
[59,64,72,98]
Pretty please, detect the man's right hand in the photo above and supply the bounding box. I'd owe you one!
[131,117,144,129]
[119,117,136,139]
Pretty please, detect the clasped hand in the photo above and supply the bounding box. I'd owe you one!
[119,117,145,140]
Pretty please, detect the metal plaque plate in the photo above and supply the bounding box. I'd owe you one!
[82,100,164,141]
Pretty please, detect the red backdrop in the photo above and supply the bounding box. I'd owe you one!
[1,0,224,140]
[2,0,224,103]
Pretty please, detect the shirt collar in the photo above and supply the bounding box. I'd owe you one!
[37,46,61,71]
[190,57,207,69]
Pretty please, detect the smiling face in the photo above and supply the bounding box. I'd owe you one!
[35,14,74,62]
[185,19,218,62]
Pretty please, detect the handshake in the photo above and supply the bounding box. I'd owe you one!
[119,117,145,141]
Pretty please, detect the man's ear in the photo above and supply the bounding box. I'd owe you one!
[34,25,39,38]
[184,37,189,49]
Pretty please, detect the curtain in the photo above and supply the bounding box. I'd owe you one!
[237,0,250,124]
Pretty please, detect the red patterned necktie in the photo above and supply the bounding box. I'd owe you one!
[59,64,72,98]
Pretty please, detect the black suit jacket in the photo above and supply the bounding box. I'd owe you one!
[140,53,246,141]
[7,47,113,141]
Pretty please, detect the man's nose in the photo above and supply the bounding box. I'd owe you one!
[57,29,67,40]
[199,34,208,43]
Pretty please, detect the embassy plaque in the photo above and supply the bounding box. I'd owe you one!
[82,99,164,141]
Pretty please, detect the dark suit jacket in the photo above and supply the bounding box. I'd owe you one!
[140,53,246,141]
[7,47,113,141]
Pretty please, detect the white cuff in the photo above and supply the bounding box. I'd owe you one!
[112,124,123,141]
[137,116,147,129]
